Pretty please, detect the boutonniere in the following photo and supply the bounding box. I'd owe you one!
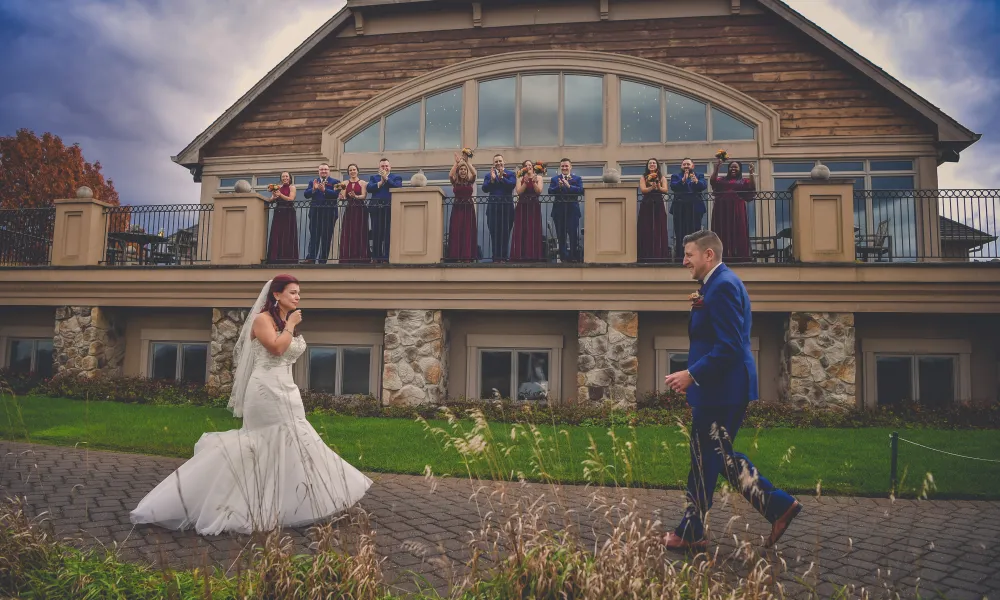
[689,291,705,309]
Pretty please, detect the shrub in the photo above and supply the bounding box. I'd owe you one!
[0,369,46,395]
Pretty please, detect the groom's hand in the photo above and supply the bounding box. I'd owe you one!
[664,370,694,393]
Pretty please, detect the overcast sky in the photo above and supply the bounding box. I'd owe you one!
[1,0,996,205]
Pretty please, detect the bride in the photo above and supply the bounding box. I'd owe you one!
[130,275,372,535]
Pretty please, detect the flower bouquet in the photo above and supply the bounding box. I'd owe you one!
[533,162,547,175]
[267,183,282,192]
[715,149,729,162]
[645,172,660,186]
[461,147,475,159]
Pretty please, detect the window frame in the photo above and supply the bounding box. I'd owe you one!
[140,328,210,382]
[292,332,383,397]
[2,335,54,376]
[618,78,755,145]
[147,341,210,383]
[466,334,564,402]
[343,86,466,154]
[654,336,760,394]
[861,338,971,408]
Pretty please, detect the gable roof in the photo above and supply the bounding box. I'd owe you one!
[939,216,997,247]
[172,0,980,170]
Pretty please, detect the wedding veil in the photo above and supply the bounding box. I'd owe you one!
[228,279,272,417]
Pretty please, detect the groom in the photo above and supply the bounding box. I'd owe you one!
[663,230,800,552]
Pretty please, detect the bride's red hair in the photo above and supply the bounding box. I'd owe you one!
[263,274,300,334]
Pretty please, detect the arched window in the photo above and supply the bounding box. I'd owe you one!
[620,79,755,144]
[343,87,464,153]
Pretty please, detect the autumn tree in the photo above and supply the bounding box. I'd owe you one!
[0,129,119,209]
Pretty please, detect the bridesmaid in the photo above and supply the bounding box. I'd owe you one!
[266,172,299,264]
[510,160,545,262]
[338,164,369,263]
[710,159,755,262]
[637,158,670,262]
[447,152,478,262]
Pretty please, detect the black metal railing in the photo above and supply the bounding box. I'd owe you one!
[442,195,583,264]
[0,207,55,266]
[102,204,213,266]
[852,189,999,261]
[263,199,386,265]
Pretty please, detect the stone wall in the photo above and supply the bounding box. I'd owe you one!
[382,310,449,406]
[779,312,856,411]
[208,308,249,393]
[577,311,638,407]
[53,306,125,378]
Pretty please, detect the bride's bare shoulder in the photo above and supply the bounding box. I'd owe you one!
[251,312,278,340]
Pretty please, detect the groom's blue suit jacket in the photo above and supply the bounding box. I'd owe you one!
[686,263,759,407]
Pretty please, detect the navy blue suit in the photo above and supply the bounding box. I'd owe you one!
[304,176,341,263]
[548,174,583,262]
[366,173,402,261]
[482,169,516,261]
[676,264,796,542]
[669,172,707,259]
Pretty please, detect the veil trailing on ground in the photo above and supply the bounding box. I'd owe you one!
[228,279,272,417]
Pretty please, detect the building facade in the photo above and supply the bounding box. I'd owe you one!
[2,0,998,411]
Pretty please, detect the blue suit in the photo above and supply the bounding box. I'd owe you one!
[669,172,707,259]
[304,176,341,263]
[482,169,516,261]
[366,173,402,262]
[675,264,796,542]
[548,174,583,262]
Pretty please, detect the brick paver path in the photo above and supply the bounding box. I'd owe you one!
[2,441,997,599]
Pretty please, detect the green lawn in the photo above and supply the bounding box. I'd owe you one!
[3,395,999,498]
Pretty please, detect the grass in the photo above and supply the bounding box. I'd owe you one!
[4,395,1000,498]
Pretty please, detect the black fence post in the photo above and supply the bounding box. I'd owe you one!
[890,431,899,494]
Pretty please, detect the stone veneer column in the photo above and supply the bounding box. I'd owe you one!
[577,311,638,407]
[208,308,249,393]
[53,306,125,378]
[779,312,856,411]
[382,310,449,406]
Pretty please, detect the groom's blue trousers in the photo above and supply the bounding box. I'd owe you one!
[676,402,797,542]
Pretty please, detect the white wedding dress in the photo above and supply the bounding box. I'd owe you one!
[130,335,372,535]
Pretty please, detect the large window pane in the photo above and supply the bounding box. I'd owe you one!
[345,121,380,153]
[516,351,549,401]
[620,81,660,144]
[478,78,516,147]
[480,350,512,399]
[181,344,207,384]
[871,160,914,171]
[520,74,559,147]
[151,343,178,380]
[876,356,913,406]
[8,340,33,373]
[341,347,372,395]
[918,357,955,408]
[564,75,603,145]
[424,88,462,150]
[668,353,689,374]
[384,102,421,151]
[34,340,53,378]
[711,107,754,141]
[309,347,337,393]
[666,92,707,142]
[773,163,816,173]
[824,161,865,172]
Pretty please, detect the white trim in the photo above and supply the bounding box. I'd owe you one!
[466,333,564,401]
[654,335,759,393]
[861,338,972,408]
[0,326,54,368]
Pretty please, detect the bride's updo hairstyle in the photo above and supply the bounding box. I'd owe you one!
[263,274,301,335]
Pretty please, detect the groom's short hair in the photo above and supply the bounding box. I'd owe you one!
[684,230,723,259]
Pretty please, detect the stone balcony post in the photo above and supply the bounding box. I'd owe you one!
[389,187,444,264]
[583,183,638,263]
[51,188,113,267]
[210,182,268,265]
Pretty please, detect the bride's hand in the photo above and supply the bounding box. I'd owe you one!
[287,309,303,328]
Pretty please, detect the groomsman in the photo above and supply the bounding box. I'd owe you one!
[366,158,402,263]
[547,158,583,262]
[304,163,341,264]
[669,158,707,261]
[663,230,800,552]
[482,154,516,262]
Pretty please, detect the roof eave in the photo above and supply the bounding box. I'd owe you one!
[172,8,353,168]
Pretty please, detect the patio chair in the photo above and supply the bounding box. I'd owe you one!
[856,219,892,262]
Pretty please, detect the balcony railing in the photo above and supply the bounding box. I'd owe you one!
[4,187,998,268]
[102,204,213,266]
[0,207,55,266]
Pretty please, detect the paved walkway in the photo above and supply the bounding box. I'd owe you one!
[1,441,997,599]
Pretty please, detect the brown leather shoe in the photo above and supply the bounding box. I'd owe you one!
[663,531,709,553]
[764,501,801,548]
